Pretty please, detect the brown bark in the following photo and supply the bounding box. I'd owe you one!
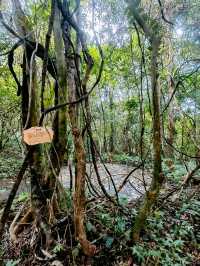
[67,52,96,257]
[182,163,200,186]
[58,2,96,255]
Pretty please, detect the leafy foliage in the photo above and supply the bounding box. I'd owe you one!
[0,149,22,179]
[131,195,200,265]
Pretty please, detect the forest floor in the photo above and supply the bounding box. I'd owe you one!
[0,149,200,265]
[60,163,151,201]
[0,162,151,204]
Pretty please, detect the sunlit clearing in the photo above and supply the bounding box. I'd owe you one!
[176,28,183,37]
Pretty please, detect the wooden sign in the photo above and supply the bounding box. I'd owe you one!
[23,127,54,145]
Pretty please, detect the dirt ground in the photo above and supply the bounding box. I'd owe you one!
[60,163,151,201]
[0,163,151,204]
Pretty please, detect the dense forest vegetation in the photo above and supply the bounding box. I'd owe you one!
[0,0,199,265]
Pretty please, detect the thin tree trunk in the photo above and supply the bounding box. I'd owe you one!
[126,1,164,241]
[167,73,175,157]
[67,46,96,257]
[109,88,115,153]
[100,96,107,153]
[165,5,176,158]
[133,38,163,241]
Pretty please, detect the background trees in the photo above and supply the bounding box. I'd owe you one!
[0,0,199,265]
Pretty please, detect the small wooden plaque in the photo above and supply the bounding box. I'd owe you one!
[23,127,54,145]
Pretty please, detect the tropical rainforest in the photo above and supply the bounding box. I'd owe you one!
[0,0,199,265]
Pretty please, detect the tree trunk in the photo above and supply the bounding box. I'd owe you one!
[45,1,68,199]
[109,88,115,153]
[167,73,175,157]
[11,1,67,238]
[126,1,164,241]
[165,4,176,158]
[60,3,96,256]
[133,38,163,241]
[12,0,46,212]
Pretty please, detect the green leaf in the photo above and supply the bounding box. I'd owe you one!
[104,236,114,248]
[53,243,64,254]
[148,249,161,258]
[86,221,94,232]
[16,192,29,202]
[6,260,20,266]
[72,246,80,258]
